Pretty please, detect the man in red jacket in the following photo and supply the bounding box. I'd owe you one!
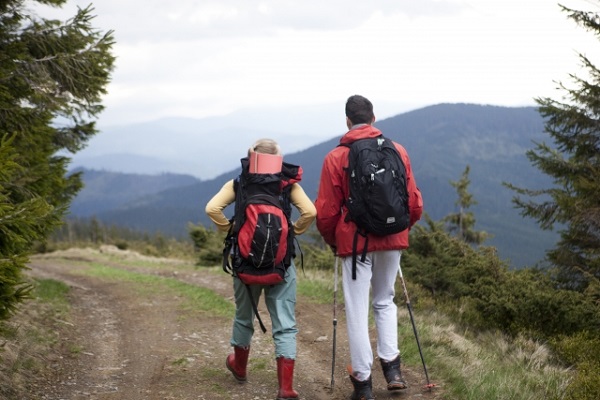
[315,95,423,400]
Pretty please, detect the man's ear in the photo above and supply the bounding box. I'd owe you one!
[371,115,376,124]
[346,117,352,129]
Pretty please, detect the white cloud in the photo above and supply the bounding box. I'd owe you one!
[31,0,600,127]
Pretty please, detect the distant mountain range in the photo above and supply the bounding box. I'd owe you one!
[69,103,558,268]
[70,104,355,179]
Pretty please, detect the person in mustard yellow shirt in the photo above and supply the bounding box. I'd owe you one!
[206,138,316,400]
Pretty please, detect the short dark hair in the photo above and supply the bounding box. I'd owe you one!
[345,95,374,125]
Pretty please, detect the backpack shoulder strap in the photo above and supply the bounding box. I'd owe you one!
[223,176,243,275]
[279,182,299,270]
[340,135,385,280]
[381,136,400,153]
[231,176,247,235]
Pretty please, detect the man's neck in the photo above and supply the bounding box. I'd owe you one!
[349,123,369,130]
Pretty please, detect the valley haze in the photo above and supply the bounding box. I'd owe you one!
[69,103,557,269]
[70,101,417,180]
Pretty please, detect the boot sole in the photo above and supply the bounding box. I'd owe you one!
[387,382,408,390]
[276,393,299,400]
[225,359,247,383]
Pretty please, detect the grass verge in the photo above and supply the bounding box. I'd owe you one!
[0,278,70,400]
[397,309,571,400]
[83,263,235,317]
[28,249,575,400]
[299,264,571,399]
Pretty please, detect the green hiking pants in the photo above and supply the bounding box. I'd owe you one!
[230,264,298,359]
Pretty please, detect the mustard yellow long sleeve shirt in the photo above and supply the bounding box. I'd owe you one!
[205,180,316,235]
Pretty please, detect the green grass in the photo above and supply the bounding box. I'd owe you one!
[0,278,72,399]
[82,263,234,317]
[32,279,70,314]
[199,368,229,395]
[35,248,574,400]
[297,268,342,304]
[296,265,571,399]
[10,279,72,349]
[102,253,194,270]
[396,310,571,400]
[200,366,223,379]
[250,357,270,372]
[172,357,190,366]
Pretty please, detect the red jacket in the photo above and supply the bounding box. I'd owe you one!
[315,125,423,257]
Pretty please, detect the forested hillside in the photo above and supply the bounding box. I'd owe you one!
[70,169,199,216]
[69,103,557,267]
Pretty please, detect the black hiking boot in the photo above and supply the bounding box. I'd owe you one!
[380,355,407,390]
[349,374,374,400]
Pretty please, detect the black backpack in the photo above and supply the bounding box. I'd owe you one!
[341,135,410,279]
[222,157,300,332]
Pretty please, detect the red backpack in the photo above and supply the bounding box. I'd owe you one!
[222,158,302,332]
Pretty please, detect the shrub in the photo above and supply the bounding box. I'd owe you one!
[404,215,600,339]
[299,241,335,271]
[188,223,226,267]
[551,332,600,400]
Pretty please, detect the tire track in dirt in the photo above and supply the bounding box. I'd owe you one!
[28,249,444,400]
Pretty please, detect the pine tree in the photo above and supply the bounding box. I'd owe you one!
[0,1,114,320]
[506,4,600,291]
[443,165,488,245]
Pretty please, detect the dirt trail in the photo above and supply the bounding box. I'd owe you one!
[26,247,444,400]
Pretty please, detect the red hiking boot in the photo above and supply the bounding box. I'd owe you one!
[226,346,249,382]
[276,357,299,399]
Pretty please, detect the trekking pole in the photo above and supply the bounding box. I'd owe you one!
[398,265,435,390]
[330,256,339,390]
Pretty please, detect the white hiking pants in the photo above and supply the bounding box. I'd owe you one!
[342,250,402,381]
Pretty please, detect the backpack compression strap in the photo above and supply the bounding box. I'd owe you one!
[222,178,244,276]
[222,221,235,276]
[245,285,267,333]
[351,230,369,280]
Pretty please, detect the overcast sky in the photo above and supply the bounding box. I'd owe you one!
[39,0,598,128]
